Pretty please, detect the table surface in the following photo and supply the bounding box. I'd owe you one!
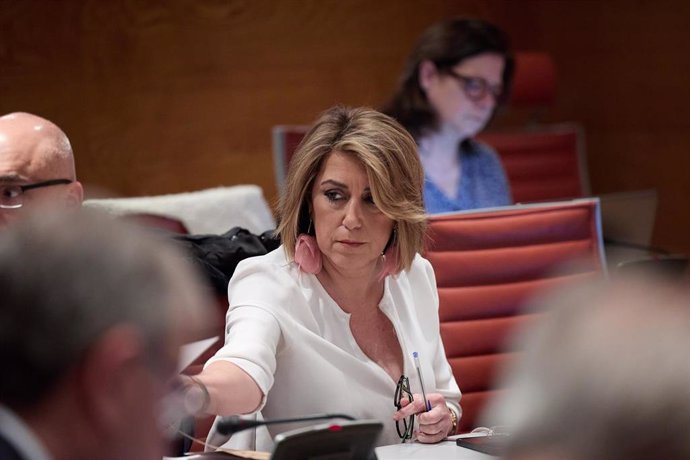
[164,441,497,460]
[375,441,496,460]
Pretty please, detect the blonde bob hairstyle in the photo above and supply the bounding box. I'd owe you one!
[276,106,426,274]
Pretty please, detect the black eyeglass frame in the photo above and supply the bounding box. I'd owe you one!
[444,70,504,103]
[394,375,415,443]
[0,179,73,209]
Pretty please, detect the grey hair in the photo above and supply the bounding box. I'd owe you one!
[485,276,690,460]
[0,208,209,408]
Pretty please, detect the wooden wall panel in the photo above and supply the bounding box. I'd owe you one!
[1,0,689,255]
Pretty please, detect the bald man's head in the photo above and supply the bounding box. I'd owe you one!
[0,112,83,226]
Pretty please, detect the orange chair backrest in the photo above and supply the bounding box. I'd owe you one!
[477,124,588,203]
[425,199,606,431]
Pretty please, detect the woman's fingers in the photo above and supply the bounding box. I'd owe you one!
[415,394,452,444]
[393,394,426,420]
[394,393,453,443]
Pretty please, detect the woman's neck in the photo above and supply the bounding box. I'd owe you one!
[417,124,466,156]
[317,260,385,314]
[418,125,466,198]
[417,124,466,165]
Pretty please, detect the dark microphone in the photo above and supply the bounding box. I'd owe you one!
[216,413,356,436]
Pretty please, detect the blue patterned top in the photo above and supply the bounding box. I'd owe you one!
[424,140,512,214]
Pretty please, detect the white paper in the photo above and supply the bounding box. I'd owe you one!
[177,336,219,372]
[446,431,491,441]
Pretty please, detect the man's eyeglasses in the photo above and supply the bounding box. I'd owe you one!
[394,375,415,443]
[0,179,73,209]
[445,71,503,103]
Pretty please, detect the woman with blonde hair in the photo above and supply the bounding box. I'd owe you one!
[182,106,461,450]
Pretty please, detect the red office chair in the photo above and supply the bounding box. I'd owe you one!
[424,199,607,432]
[478,52,589,203]
[478,123,588,203]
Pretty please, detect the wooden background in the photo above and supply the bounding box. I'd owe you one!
[1,0,688,255]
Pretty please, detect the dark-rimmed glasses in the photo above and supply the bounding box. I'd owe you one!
[0,179,73,209]
[445,71,503,103]
[394,375,415,443]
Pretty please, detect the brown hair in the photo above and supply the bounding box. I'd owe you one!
[383,18,514,139]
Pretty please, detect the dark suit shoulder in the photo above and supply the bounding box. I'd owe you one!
[0,434,26,460]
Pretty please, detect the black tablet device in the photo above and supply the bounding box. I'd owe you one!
[456,435,509,457]
[270,420,383,460]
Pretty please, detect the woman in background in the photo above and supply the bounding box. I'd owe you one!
[384,18,514,214]
[181,106,460,451]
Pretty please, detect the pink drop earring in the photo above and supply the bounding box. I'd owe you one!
[294,220,322,274]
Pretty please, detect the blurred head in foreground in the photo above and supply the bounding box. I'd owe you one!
[486,275,690,460]
[0,209,209,460]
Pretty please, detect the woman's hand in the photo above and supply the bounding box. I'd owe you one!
[392,392,452,444]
